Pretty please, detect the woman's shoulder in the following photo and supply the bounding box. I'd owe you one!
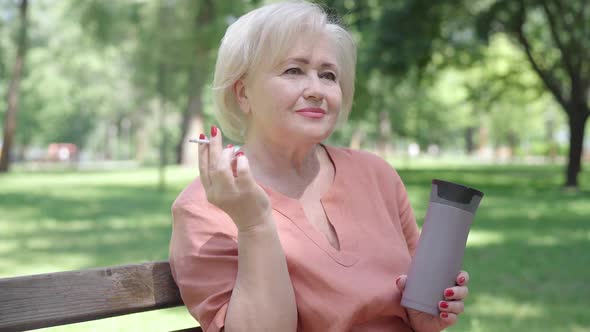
[326,145,406,196]
[326,145,400,176]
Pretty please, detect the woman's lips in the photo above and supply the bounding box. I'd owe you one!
[296,108,326,119]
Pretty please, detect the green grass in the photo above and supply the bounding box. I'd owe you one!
[1,163,589,331]
[0,167,199,331]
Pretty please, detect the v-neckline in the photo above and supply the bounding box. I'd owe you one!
[258,144,359,267]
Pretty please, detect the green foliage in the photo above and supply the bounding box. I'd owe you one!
[0,0,579,166]
[11,1,136,148]
[474,0,590,112]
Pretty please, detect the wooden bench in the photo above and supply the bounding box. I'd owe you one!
[0,261,201,332]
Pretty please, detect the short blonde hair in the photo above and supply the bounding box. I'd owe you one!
[212,0,357,142]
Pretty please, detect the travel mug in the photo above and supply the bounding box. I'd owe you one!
[401,179,484,315]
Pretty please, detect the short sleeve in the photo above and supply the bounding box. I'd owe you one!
[169,195,238,332]
[393,173,420,256]
[363,151,420,256]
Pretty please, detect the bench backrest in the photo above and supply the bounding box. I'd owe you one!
[0,261,201,332]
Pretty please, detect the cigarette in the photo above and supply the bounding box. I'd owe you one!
[188,138,241,152]
[189,138,210,144]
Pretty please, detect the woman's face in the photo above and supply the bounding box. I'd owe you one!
[239,33,343,145]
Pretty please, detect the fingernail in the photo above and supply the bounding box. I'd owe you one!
[226,144,233,149]
[199,133,205,139]
[440,301,448,309]
[459,276,465,284]
[445,289,454,297]
[211,126,218,137]
[236,151,244,157]
[441,312,448,318]
[395,276,401,286]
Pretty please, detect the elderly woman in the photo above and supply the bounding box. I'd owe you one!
[169,1,469,332]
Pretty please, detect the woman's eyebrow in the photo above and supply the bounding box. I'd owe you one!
[285,57,338,71]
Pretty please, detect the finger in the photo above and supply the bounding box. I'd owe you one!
[439,312,458,326]
[395,275,407,292]
[213,144,235,185]
[208,125,222,171]
[234,152,255,186]
[439,300,465,314]
[231,155,238,178]
[230,146,241,177]
[444,285,469,301]
[456,270,470,286]
[197,133,211,188]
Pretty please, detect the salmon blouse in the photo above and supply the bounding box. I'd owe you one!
[169,145,421,332]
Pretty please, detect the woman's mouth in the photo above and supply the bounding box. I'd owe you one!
[295,108,326,119]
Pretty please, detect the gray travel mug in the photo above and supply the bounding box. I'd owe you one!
[401,179,483,315]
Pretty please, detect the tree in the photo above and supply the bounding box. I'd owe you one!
[489,0,589,188]
[365,0,589,188]
[0,0,28,172]
[71,0,251,166]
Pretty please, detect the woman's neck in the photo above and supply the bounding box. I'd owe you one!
[242,136,322,197]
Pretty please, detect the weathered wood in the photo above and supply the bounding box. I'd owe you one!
[0,261,201,331]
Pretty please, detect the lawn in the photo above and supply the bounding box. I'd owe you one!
[1,161,589,331]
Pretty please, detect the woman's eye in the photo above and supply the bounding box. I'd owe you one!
[320,72,337,81]
[284,67,303,75]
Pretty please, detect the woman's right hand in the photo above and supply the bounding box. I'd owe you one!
[198,126,272,231]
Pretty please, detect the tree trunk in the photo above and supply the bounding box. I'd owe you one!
[175,0,214,165]
[176,73,204,165]
[564,109,589,188]
[377,110,392,157]
[157,63,167,192]
[0,0,29,172]
[134,107,149,163]
[465,127,475,155]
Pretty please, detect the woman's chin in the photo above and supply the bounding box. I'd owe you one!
[299,128,334,143]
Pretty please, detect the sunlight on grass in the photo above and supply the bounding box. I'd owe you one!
[471,293,545,319]
[527,235,560,246]
[526,230,590,247]
[466,230,505,247]
[36,307,197,332]
[566,200,590,214]
[0,254,91,276]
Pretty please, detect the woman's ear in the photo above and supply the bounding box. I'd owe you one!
[233,79,250,114]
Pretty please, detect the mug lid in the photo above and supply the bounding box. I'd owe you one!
[432,179,484,205]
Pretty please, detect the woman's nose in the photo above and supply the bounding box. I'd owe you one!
[302,75,325,101]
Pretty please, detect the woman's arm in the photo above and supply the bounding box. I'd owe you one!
[224,215,297,331]
[197,128,297,331]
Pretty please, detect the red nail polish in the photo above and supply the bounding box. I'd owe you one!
[440,301,448,309]
[211,126,218,137]
[459,276,465,284]
[199,133,205,139]
[227,144,233,149]
[236,151,244,157]
[445,289,454,297]
[441,312,448,318]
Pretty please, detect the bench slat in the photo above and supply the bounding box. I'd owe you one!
[0,261,200,331]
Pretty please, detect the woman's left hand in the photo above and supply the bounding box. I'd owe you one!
[395,271,469,332]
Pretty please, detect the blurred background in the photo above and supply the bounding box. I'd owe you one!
[1,0,588,331]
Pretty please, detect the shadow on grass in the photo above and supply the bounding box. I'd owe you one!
[458,239,590,330]
[1,184,187,275]
[394,166,590,331]
[1,165,589,331]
